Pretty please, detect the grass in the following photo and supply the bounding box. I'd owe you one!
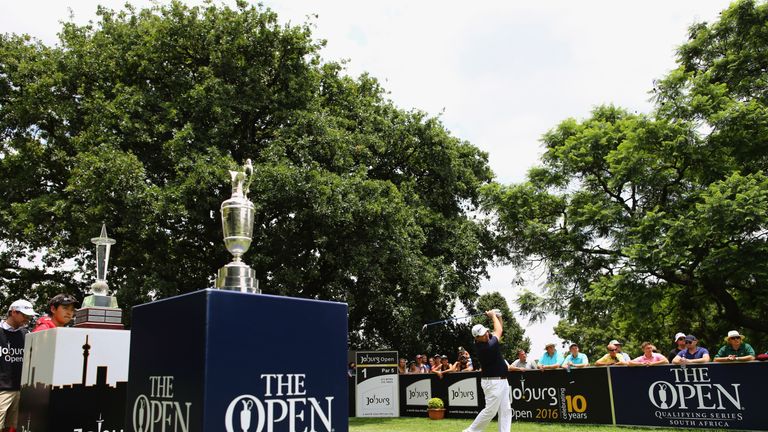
[348,418,723,432]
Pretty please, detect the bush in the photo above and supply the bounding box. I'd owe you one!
[427,397,444,409]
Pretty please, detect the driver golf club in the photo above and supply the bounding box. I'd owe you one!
[421,309,502,332]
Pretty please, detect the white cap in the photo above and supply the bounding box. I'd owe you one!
[471,324,489,337]
[727,330,742,338]
[609,339,621,346]
[674,332,686,342]
[9,300,38,317]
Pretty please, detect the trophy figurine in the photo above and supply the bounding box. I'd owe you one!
[215,159,260,293]
[74,224,124,328]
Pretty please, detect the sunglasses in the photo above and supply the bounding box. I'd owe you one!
[729,336,741,340]
[677,337,685,341]
[608,349,617,352]
[685,340,695,344]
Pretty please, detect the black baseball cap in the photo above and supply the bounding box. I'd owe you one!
[49,293,78,309]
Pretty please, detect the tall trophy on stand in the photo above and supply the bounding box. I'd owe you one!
[215,159,260,293]
[74,224,124,328]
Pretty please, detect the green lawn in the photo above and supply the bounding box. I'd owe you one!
[348,418,724,432]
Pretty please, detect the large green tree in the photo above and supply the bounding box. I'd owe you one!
[483,0,768,358]
[0,1,494,354]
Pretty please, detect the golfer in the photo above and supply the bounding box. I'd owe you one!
[463,310,511,432]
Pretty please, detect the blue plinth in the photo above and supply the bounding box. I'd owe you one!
[124,289,348,432]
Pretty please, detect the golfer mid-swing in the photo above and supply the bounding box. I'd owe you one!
[464,310,512,432]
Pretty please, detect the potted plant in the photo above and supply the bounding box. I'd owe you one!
[427,397,445,420]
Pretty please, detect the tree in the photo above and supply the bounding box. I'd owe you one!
[0,1,495,353]
[483,0,768,358]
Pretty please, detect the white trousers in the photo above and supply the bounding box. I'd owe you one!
[464,378,511,432]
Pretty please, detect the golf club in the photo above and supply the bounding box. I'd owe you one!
[421,309,502,332]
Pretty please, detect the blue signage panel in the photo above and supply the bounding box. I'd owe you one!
[125,289,348,432]
[205,291,348,432]
[125,290,207,432]
[610,363,768,430]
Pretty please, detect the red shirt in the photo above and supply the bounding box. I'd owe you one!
[32,316,58,332]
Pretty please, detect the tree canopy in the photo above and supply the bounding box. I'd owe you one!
[483,0,768,359]
[0,1,498,355]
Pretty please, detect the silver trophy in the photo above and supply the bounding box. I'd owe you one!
[82,224,118,308]
[76,224,123,328]
[215,159,260,293]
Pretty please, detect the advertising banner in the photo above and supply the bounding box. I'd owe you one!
[611,363,768,430]
[398,373,482,419]
[507,368,613,424]
[398,374,432,417]
[355,351,399,417]
[18,327,130,432]
[441,373,481,418]
[125,289,349,432]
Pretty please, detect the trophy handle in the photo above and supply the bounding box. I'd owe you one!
[228,159,254,199]
[243,159,253,197]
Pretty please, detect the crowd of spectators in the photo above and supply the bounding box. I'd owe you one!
[521,330,764,370]
[391,347,478,379]
[374,329,768,377]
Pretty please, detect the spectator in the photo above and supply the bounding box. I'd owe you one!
[714,330,755,362]
[561,343,589,368]
[416,354,431,373]
[667,332,687,362]
[630,342,669,366]
[1,300,38,431]
[453,354,474,372]
[457,346,474,369]
[538,343,563,370]
[508,349,537,371]
[430,355,441,372]
[409,355,421,373]
[32,293,77,332]
[434,355,453,379]
[672,335,710,364]
[398,357,408,374]
[595,343,628,366]
[609,339,631,362]
[347,362,356,377]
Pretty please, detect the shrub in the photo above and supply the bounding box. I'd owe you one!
[427,397,444,409]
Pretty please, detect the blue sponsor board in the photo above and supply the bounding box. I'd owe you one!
[610,363,768,430]
[125,289,348,432]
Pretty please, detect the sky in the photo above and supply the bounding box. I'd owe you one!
[1,0,735,357]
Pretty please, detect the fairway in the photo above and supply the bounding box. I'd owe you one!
[348,418,722,432]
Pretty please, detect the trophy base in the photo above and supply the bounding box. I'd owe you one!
[215,261,260,294]
[81,294,119,308]
[73,306,124,329]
